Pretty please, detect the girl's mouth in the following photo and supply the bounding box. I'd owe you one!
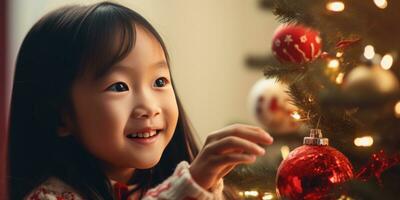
[126,129,161,139]
[126,130,162,144]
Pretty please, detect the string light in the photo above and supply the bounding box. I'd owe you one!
[244,190,259,197]
[262,192,275,200]
[395,101,400,118]
[336,52,344,57]
[363,45,375,60]
[291,111,301,120]
[328,59,340,69]
[381,54,394,70]
[374,0,388,9]
[281,146,290,160]
[326,1,345,12]
[336,72,345,84]
[338,195,355,200]
[354,136,374,147]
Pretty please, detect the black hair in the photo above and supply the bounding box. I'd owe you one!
[8,2,201,199]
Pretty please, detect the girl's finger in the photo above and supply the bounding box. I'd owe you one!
[218,164,237,179]
[205,124,273,146]
[206,136,266,156]
[212,153,257,166]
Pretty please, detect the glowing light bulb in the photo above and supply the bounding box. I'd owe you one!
[338,195,353,200]
[262,192,274,200]
[354,136,374,147]
[291,111,301,120]
[336,52,344,57]
[395,101,400,118]
[281,146,290,160]
[326,1,345,12]
[328,59,340,69]
[336,72,344,84]
[363,45,375,60]
[381,54,394,70]
[244,190,259,197]
[374,0,388,9]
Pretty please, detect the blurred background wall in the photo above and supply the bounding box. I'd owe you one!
[7,0,279,142]
[1,0,8,199]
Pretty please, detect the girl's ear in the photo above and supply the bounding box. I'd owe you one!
[57,108,74,137]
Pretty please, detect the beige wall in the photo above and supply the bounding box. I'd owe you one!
[8,0,280,142]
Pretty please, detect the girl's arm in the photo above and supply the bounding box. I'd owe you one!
[143,124,273,200]
[142,161,224,200]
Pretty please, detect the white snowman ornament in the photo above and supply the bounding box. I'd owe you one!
[248,78,301,135]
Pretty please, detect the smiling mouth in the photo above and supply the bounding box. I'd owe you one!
[126,130,162,139]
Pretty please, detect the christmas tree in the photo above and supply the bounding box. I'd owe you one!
[226,0,400,199]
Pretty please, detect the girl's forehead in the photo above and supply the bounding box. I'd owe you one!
[108,60,169,79]
[80,24,168,82]
[116,25,167,67]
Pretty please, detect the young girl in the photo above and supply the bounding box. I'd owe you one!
[8,2,273,200]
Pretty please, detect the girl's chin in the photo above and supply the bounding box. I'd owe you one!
[131,156,162,169]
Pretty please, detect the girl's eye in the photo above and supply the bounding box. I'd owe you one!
[106,82,129,92]
[154,77,169,88]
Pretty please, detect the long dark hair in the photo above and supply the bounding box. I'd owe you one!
[8,2,200,199]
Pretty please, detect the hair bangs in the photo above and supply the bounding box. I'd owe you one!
[76,3,138,81]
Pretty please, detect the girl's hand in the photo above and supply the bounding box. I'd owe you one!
[189,124,273,190]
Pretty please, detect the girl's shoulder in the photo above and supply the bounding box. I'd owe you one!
[25,177,84,200]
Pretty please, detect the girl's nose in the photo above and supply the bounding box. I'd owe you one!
[132,94,161,119]
[133,106,160,119]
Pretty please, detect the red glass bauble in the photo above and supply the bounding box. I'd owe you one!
[276,130,353,200]
[272,24,322,64]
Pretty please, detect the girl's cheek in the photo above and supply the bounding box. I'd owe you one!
[165,90,179,121]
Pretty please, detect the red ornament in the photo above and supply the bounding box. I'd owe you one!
[276,129,353,200]
[272,24,322,64]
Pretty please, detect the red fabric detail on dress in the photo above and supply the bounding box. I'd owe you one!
[177,167,185,177]
[29,188,47,200]
[61,191,75,200]
[114,182,129,200]
[28,187,66,200]
[145,182,172,197]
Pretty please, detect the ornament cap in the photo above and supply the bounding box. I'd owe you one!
[303,129,329,146]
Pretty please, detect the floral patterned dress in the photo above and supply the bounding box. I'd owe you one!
[25,161,224,200]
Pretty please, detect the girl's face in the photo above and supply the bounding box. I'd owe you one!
[67,26,178,181]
